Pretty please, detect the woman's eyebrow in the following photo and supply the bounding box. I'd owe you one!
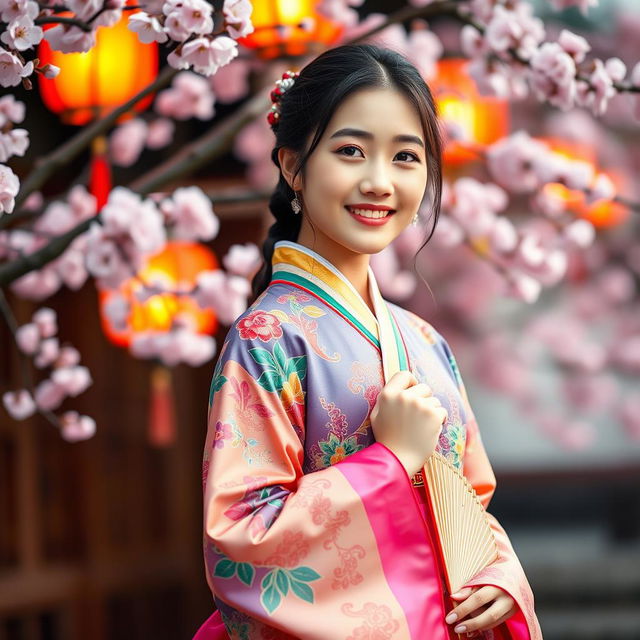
[329,127,424,148]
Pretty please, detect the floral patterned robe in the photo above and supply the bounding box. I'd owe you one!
[194,240,543,640]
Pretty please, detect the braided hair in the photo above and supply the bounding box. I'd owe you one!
[250,43,443,303]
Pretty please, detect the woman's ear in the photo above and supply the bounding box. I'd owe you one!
[278,147,303,192]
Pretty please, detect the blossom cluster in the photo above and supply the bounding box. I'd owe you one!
[460,0,640,118]
[99,242,258,367]
[128,0,252,75]
[2,307,96,441]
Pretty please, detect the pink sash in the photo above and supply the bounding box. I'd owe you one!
[192,610,229,640]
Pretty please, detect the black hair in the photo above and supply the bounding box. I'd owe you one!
[250,43,443,303]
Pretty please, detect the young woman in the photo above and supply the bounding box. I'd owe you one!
[194,44,542,640]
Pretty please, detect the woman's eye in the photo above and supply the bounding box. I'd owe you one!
[336,145,363,157]
[396,151,420,163]
[336,146,420,163]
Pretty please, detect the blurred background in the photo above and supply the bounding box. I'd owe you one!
[1,0,639,638]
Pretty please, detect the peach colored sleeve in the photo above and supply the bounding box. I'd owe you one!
[459,380,544,640]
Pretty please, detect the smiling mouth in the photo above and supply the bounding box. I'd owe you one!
[345,206,396,219]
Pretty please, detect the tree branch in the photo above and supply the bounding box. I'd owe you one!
[4,63,178,221]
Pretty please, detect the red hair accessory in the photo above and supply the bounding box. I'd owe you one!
[267,70,299,131]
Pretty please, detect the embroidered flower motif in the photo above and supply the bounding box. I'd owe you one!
[436,421,466,469]
[316,432,362,467]
[263,530,310,568]
[276,291,311,304]
[237,309,283,341]
[214,420,233,449]
[342,602,400,639]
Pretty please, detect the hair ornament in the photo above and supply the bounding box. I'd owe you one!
[267,70,299,131]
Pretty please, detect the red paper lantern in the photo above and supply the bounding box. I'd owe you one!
[432,59,510,166]
[237,0,343,59]
[37,4,158,125]
[99,241,219,349]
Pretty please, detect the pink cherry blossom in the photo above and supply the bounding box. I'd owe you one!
[194,269,249,323]
[223,0,253,39]
[60,411,96,442]
[57,346,81,368]
[529,42,576,110]
[0,14,43,50]
[33,307,57,337]
[16,322,40,354]
[163,0,213,40]
[40,63,60,79]
[0,0,37,23]
[44,25,96,54]
[0,50,34,87]
[11,267,62,301]
[180,36,238,76]
[432,215,464,248]
[209,59,250,104]
[100,187,166,255]
[489,217,518,253]
[94,0,125,27]
[558,29,590,63]
[51,365,92,396]
[110,118,148,167]
[2,389,36,420]
[484,4,545,60]
[0,94,25,126]
[34,378,65,411]
[85,225,133,289]
[66,0,101,21]
[146,118,175,149]
[127,11,169,44]
[563,219,595,248]
[505,270,542,303]
[487,132,549,193]
[576,59,616,116]
[161,186,218,241]
[0,128,29,162]
[55,243,89,290]
[406,27,443,81]
[222,243,260,277]
[34,337,60,369]
[155,71,215,120]
[103,294,130,332]
[317,0,361,27]
[68,184,97,220]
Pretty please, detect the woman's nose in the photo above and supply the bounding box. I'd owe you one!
[360,161,393,196]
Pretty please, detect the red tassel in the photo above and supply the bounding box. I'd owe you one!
[89,135,111,210]
[148,365,176,448]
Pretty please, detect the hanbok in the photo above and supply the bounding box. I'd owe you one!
[194,240,542,640]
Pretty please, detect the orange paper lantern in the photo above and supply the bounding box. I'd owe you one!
[99,241,219,348]
[37,5,158,125]
[237,0,343,59]
[432,59,510,166]
[540,138,629,229]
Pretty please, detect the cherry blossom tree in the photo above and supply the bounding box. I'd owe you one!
[0,0,638,448]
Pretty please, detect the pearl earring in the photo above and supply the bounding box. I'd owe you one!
[411,212,419,226]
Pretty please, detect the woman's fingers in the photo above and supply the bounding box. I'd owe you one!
[446,587,517,634]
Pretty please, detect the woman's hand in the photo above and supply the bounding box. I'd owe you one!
[370,370,448,476]
[444,585,518,636]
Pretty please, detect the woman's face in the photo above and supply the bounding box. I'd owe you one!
[291,87,429,262]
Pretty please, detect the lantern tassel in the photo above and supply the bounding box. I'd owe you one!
[148,365,176,448]
[89,135,112,210]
